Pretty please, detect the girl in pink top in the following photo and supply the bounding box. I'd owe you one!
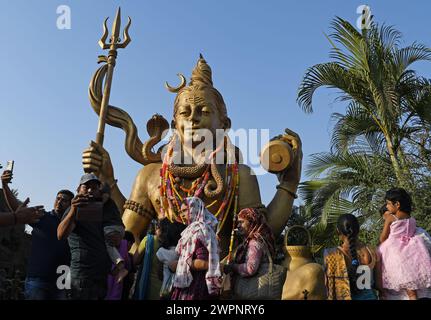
[377,188,431,300]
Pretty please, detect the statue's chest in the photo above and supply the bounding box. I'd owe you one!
[149,187,223,212]
[154,163,238,228]
[151,177,224,213]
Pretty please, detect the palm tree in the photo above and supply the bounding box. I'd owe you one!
[297,148,394,252]
[297,17,431,187]
[295,17,431,253]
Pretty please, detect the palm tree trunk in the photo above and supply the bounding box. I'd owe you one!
[384,134,405,185]
[397,147,415,188]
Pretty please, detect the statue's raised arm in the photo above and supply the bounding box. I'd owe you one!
[266,128,303,236]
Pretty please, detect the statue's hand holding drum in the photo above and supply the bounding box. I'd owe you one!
[260,128,303,186]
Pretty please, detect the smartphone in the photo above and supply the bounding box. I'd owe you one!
[6,160,14,173]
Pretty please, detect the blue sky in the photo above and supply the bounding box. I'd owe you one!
[1,0,430,209]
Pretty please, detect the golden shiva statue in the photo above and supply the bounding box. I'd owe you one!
[83,54,302,258]
[81,8,325,299]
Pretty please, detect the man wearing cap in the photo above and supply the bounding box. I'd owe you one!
[57,173,123,300]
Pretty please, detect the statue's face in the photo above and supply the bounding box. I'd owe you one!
[175,89,225,148]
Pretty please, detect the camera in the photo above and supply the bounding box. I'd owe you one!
[86,194,102,202]
[76,195,103,222]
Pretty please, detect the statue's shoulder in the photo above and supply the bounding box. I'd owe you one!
[237,164,262,208]
[138,162,163,173]
[237,164,258,178]
[134,163,163,187]
[237,164,260,186]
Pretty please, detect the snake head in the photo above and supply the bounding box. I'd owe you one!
[147,114,169,139]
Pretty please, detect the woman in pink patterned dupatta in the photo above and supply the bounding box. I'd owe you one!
[224,207,275,277]
[170,197,222,300]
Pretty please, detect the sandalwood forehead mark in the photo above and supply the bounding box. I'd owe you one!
[186,93,207,106]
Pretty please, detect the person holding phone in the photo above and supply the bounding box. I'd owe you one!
[1,168,73,299]
[57,173,123,300]
[1,167,44,227]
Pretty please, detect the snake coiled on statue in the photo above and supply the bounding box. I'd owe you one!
[167,161,225,199]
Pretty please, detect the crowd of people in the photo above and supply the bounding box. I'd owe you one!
[1,168,430,300]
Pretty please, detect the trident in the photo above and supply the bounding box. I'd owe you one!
[94,7,131,145]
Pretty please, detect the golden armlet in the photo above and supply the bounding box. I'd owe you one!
[123,200,155,220]
[276,184,298,199]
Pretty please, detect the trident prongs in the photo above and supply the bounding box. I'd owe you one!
[92,7,132,146]
[98,18,109,50]
[117,17,132,49]
[98,7,132,51]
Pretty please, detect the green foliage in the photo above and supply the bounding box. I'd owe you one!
[296,17,431,256]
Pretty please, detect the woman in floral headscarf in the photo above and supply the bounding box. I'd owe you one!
[170,197,222,300]
[224,207,275,277]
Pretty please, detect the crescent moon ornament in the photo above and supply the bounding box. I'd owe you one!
[165,73,187,93]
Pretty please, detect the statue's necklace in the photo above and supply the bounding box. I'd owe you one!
[159,143,239,235]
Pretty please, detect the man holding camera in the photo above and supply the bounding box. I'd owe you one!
[57,173,123,300]
[1,169,73,299]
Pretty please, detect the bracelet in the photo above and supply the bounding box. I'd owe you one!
[276,184,298,199]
